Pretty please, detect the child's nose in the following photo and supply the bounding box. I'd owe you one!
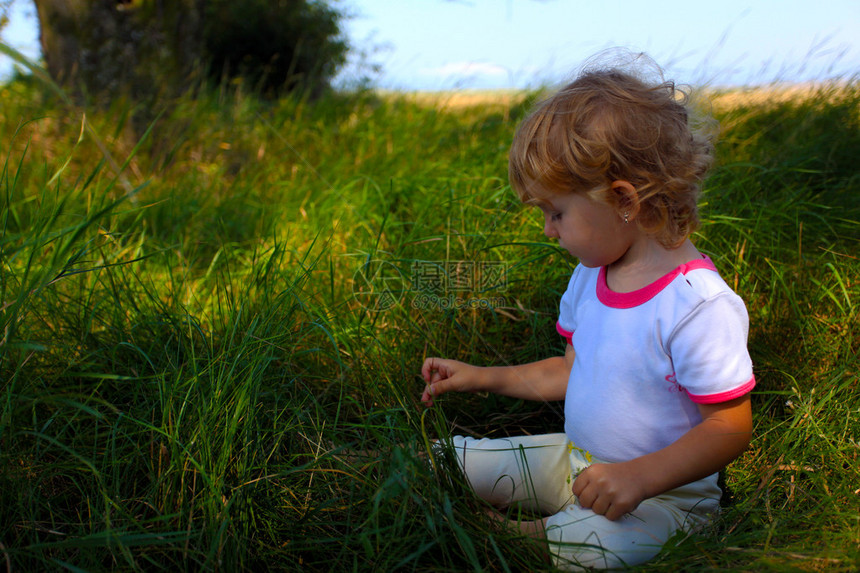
[543,215,558,238]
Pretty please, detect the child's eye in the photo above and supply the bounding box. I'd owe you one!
[551,212,562,222]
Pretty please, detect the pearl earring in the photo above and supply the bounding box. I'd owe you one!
[623,212,629,224]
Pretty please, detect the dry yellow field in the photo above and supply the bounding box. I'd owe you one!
[381,89,528,110]
[384,82,851,111]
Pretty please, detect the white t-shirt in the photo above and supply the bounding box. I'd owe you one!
[556,255,755,463]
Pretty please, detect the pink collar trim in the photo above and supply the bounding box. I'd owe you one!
[596,254,717,309]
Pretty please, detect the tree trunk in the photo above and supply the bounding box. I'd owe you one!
[33,0,205,104]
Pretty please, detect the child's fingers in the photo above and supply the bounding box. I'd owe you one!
[421,357,448,382]
[572,464,640,521]
[419,359,474,404]
[572,467,603,512]
[572,471,593,504]
[422,377,460,403]
[425,381,445,400]
[420,386,434,406]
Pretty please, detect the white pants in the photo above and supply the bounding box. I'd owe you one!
[443,433,721,570]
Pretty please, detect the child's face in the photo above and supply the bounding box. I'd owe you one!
[536,189,633,268]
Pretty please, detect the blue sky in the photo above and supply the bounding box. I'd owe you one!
[3,0,859,90]
[338,0,860,89]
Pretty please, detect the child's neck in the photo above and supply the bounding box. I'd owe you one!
[605,238,700,293]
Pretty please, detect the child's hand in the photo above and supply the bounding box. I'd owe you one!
[571,462,648,521]
[420,358,484,406]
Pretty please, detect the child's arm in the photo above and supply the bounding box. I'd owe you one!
[572,394,752,521]
[420,344,574,406]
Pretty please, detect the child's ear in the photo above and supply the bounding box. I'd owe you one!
[609,180,640,221]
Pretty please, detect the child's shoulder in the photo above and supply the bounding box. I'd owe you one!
[669,264,750,332]
[561,263,599,298]
[677,259,741,302]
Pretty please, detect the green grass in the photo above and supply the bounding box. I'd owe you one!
[0,72,858,571]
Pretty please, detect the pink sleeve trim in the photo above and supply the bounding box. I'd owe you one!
[556,321,573,345]
[686,375,756,404]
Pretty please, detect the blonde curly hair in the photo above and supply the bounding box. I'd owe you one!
[509,59,717,248]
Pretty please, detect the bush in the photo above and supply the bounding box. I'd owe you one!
[204,0,349,96]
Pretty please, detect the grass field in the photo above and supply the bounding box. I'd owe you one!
[1,73,858,571]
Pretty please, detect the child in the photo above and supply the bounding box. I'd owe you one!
[419,55,754,570]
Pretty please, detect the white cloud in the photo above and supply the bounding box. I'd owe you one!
[420,61,508,78]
